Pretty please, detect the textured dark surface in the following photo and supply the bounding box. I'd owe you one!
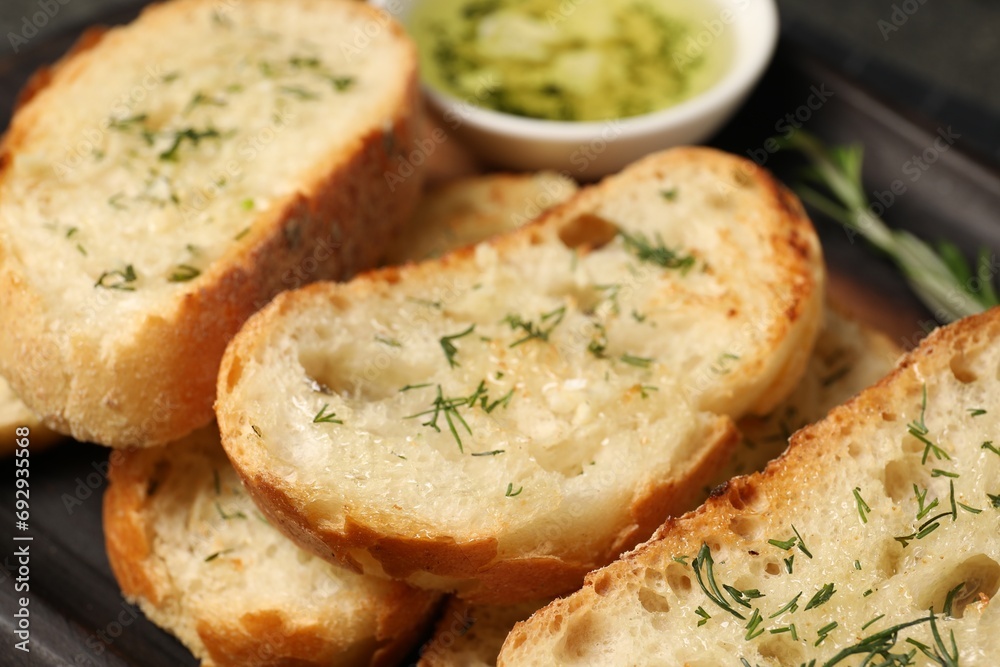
[1,3,999,666]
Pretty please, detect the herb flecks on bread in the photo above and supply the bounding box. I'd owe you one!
[499,307,1000,666]
[216,147,826,603]
[0,0,422,448]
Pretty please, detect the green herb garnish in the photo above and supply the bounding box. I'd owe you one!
[313,404,343,424]
[619,229,695,272]
[440,324,476,368]
[204,549,234,562]
[852,487,871,524]
[908,385,950,464]
[691,543,745,620]
[505,483,523,497]
[815,621,838,647]
[503,306,566,347]
[95,264,138,291]
[620,353,654,368]
[159,126,224,161]
[406,384,472,452]
[168,264,201,282]
[804,583,836,611]
[780,131,997,322]
[768,592,802,619]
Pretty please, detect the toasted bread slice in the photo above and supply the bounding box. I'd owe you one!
[0,0,422,448]
[216,147,825,603]
[0,375,61,454]
[104,428,441,667]
[499,307,1000,666]
[418,309,901,666]
[384,172,578,265]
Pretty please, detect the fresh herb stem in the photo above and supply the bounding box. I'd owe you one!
[780,131,996,322]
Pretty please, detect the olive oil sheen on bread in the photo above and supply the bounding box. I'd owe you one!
[411,0,733,122]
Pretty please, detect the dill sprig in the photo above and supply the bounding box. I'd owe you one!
[691,543,746,620]
[439,324,476,368]
[619,229,696,272]
[908,385,950,464]
[780,131,996,322]
[405,384,472,452]
[313,403,343,424]
[503,306,566,347]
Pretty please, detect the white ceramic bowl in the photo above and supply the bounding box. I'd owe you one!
[372,0,778,180]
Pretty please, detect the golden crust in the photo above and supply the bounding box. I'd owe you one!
[0,0,424,448]
[499,306,1000,663]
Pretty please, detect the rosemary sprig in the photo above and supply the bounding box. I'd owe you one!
[780,131,996,322]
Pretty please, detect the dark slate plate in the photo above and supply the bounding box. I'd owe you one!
[1,4,999,666]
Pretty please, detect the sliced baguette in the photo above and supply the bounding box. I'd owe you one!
[499,307,1000,666]
[418,309,901,666]
[104,427,441,667]
[216,147,825,603]
[0,0,422,448]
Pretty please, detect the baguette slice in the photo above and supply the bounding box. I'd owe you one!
[104,428,441,667]
[418,309,901,667]
[499,307,1000,666]
[217,147,825,603]
[0,0,422,448]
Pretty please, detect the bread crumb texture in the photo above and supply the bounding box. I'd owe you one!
[499,306,1000,666]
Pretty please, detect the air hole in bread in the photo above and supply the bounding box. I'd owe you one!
[224,357,244,392]
[557,213,619,251]
[881,411,897,422]
[882,458,918,503]
[729,515,764,541]
[873,540,904,581]
[949,353,978,383]
[637,587,671,614]
[847,441,863,459]
[916,555,1000,619]
[298,350,394,402]
[554,611,596,661]
[665,564,692,597]
[643,568,668,593]
[764,561,781,576]
[592,572,612,597]
[726,482,760,511]
[758,637,805,662]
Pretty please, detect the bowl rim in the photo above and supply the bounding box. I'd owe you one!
[372,0,780,142]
